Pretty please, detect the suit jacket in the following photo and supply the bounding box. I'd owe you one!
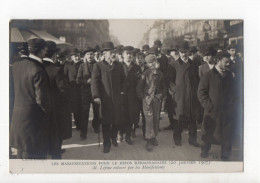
[10,56,51,154]
[199,63,211,79]
[91,60,125,125]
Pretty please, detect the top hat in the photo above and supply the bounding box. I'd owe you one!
[178,41,189,52]
[147,46,159,55]
[101,41,115,52]
[45,41,60,53]
[142,44,150,51]
[83,47,96,55]
[27,38,46,50]
[154,40,162,47]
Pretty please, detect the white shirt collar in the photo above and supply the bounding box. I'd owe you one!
[29,54,42,64]
[123,61,131,67]
[43,58,54,63]
[208,63,214,69]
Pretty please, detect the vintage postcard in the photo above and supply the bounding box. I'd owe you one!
[9,19,243,173]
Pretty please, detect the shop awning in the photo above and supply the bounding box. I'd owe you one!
[10,27,71,45]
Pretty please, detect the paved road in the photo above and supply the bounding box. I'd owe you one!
[62,112,243,161]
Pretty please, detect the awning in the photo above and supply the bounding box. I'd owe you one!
[10,27,71,45]
[10,27,25,42]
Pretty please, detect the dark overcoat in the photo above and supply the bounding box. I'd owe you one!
[198,63,211,79]
[157,53,168,76]
[167,58,201,121]
[10,57,51,154]
[91,60,125,125]
[64,61,82,112]
[121,62,142,124]
[43,60,72,141]
[198,68,235,145]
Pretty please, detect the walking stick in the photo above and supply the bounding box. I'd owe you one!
[98,101,103,147]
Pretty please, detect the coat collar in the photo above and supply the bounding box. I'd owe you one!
[29,54,42,64]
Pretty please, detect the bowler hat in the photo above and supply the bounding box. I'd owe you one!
[27,38,46,50]
[142,44,150,51]
[45,41,60,53]
[178,41,189,52]
[215,51,230,60]
[154,40,162,47]
[202,46,217,56]
[189,46,198,53]
[169,44,178,52]
[145,54,157,63]
[227,43,237,50]
[115,45,124,54]
[132,48,141,55]
[122,46,134,52]
[83,47,96,55]
[147,47,159,55]
[101,41,115,52]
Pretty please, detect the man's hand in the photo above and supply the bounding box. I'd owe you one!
[87,78,91,84]
[94,98,101,105]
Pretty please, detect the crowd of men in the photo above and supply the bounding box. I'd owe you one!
[9,37,243,161]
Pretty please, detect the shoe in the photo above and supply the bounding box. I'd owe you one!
[151,138,158,146]
[189,140,201,147]
[200,151,209,158]
[163,125,173,130]
[103,144,111,153]
[125,138,134,145]
[112,139,118,147]
[175,140,182,146]
[80,133,86,139]
[145,140,153,151]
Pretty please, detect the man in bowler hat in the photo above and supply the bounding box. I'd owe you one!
[76,47,100,139]
[91,41,126,153]
[42,41,71,159]
[10,38,51,159]
[167,41,201,147]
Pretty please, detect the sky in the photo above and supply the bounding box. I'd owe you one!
[108,19,155,48]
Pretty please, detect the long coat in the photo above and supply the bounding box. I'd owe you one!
[64,61,82,113]
[198,68,235,145]
[10,57,51,154]
[43,60,72,141]
[167,58,201,121]
[157,53,168,76]
[198,63,211,79]
[91,60,125,125]
[121,62,142,124]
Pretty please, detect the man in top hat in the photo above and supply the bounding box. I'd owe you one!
[10,38,51,159]
[64,51,83,130]
[76,47,100,139]
[120,46,142,145]
[198,51,235,160]
[42,41,71,159]
[91,41,126,153]
[167,41,201,147]
[199,46,217,79]
[142,44,150,56]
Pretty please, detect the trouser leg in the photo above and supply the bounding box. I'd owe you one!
[80,99,91,136]
[102,124,111,146]
[152,98,161,137]
[173,120,182,142]
[188,120,197,142]
[111,125,119,140]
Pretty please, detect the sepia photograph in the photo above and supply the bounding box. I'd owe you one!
[8,19,244,173]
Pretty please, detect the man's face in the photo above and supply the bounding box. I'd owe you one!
[228,48,236,57]
[170,50,179,58]
[147,61,155,70]
[218,57,232,71]
[136,56,145,66]
[179,50,189,60]
[84,51,94,62]
[203,55,213,63]
[143,50,148,55]
[123,51,132,63]
[94,52,100,58]
[104,50,116,62]
[116,53,123,62]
